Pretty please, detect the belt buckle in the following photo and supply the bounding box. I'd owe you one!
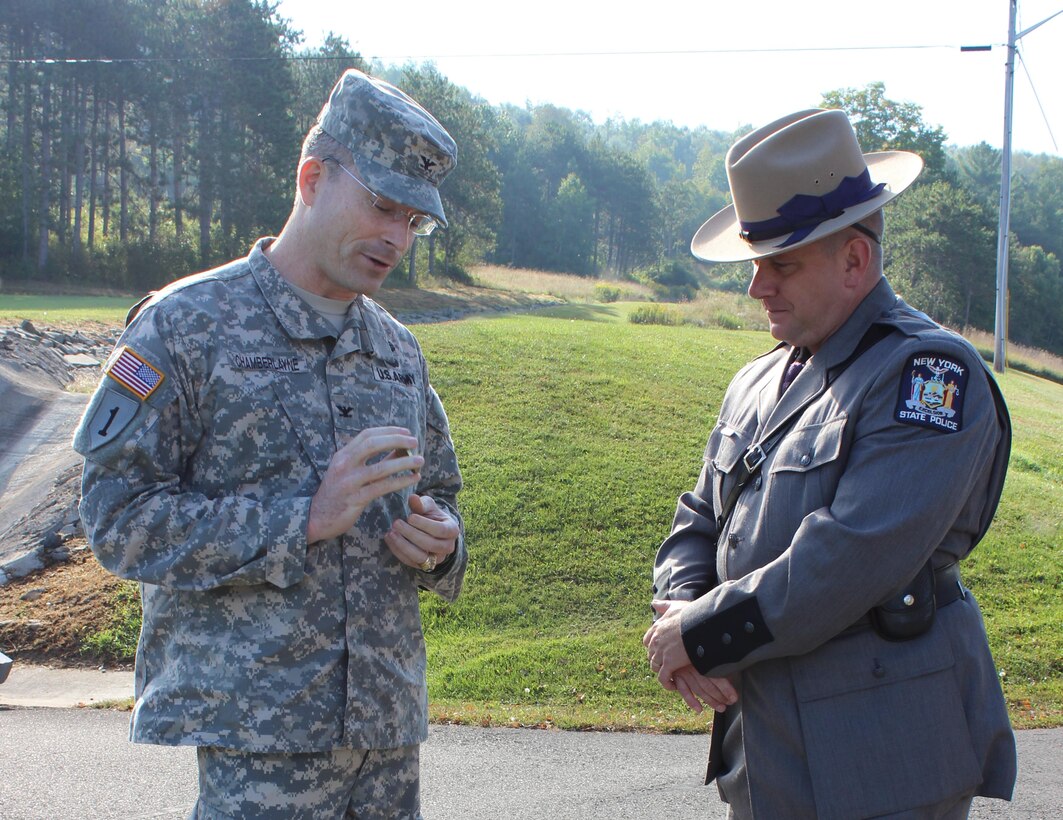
[743,445,766,473]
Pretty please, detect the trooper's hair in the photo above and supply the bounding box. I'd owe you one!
[830,209,885,273]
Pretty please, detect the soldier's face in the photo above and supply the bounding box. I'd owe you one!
[307,160,414,299]
[747,236,858,353]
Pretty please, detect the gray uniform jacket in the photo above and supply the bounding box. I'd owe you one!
[653,278,1015,819]
[73,239,466,753]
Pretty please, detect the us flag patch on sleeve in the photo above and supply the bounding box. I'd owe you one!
[106,346,165,399]
[894,352,969,433]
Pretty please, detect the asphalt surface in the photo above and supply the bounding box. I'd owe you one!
[1,668,1060,819]
[0,363,86,562]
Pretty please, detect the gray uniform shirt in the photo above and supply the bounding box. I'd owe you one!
[73,239,466,753]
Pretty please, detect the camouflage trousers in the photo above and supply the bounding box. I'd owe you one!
[189,743,421,819]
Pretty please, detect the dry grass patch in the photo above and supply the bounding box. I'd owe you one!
[470,265,654,302]
[660,290,769,332]
[964,327,1063,383]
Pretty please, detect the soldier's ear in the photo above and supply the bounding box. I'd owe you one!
[297,157,327,206]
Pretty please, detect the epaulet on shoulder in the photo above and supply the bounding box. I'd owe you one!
[880,311,976,358]
[124,259,255,327]
[878,302,950,341]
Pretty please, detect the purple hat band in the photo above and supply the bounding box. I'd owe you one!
[739,169,885,249]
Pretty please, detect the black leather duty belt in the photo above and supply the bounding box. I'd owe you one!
[933,561,966,607]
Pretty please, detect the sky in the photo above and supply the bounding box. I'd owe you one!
[274,0,1063,158]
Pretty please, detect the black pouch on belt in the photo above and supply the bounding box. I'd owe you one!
[869,560,936,641]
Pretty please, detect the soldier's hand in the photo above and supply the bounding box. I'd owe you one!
[307,427,423,544]
[385,493,459,572]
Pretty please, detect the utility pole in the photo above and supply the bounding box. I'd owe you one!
[993,0,1018,374]
[969,2,1063,373]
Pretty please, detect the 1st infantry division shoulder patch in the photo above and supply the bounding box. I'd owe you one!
[894,352,969,433]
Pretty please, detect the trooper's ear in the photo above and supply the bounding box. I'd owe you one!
[842,233,873,283]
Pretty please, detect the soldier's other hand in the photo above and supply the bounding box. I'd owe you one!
[307,427,423,543]
[385,494,459,571]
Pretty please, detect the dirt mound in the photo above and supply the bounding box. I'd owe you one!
[0,538,131,669]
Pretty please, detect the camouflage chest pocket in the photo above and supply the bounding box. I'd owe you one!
[205,362,318,480]
[330,357,424,444]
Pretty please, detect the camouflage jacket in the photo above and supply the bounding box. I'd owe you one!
[73,239,466,752]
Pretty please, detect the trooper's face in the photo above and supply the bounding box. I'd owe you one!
[747,234,864,354]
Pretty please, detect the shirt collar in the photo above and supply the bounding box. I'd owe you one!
[249,238,368,344]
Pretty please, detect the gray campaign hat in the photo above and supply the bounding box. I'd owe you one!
[691,109,923,262]
[317,69,457,227]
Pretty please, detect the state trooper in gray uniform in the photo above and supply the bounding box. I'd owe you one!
[74,69,465,819]
[643,110,1015,819]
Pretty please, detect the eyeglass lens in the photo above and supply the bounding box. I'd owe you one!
[329,158,437,236]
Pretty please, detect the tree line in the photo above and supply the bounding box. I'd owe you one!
[2,1,1061,355]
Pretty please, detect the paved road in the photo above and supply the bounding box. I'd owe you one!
[0,365,85,561]
[0,705,1059,819]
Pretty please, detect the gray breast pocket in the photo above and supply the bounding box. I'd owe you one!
[707,421,752,517]
[766,416,846,506]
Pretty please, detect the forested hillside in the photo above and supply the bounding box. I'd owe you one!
[2,0,1061,354]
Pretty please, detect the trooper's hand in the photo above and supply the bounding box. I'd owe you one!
[670,666,739,714]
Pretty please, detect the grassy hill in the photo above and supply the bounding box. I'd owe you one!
[1,290,1059,731]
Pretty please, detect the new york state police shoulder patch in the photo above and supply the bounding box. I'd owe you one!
[894,352,969,433]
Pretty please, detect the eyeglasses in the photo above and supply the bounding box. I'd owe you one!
[327,159,438,237]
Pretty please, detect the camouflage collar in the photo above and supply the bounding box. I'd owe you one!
[249,238,367,343]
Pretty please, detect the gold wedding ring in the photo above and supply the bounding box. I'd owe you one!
[419,555,437,572]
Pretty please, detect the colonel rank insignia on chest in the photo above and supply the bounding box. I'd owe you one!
[894,352,969,433]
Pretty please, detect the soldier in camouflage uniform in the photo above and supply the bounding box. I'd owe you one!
[73,69,465,819]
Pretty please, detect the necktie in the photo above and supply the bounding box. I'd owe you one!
[781,359,804,392]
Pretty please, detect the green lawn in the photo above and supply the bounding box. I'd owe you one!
[0,293,138,325]
[412,313,1062,731]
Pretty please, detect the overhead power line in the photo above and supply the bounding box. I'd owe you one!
[0,42,1002,66]
[1016,50,1059,151]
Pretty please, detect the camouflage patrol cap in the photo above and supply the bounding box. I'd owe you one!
[317,69,457,227]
